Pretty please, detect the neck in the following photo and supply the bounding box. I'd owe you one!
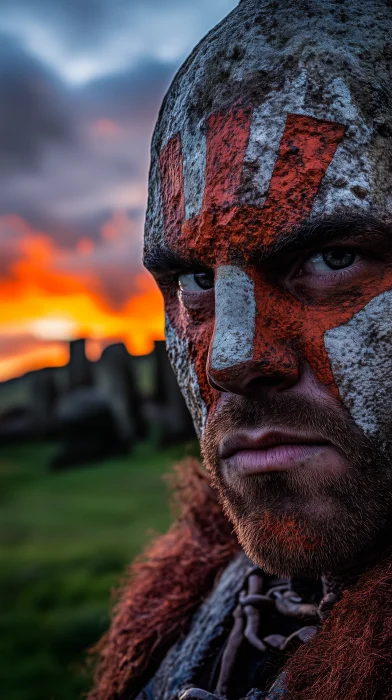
[322,532,392,598]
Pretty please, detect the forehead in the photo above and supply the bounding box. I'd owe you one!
[160,108,347,263]
[145,82,388,264]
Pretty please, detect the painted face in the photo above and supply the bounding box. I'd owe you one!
[150,103,392,433]
[145,95,392,574]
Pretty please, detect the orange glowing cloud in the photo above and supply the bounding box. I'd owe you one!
[0,213,164,380]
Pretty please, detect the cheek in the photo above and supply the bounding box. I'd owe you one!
[324,289,392,436]
[191,321,217,416]
[298,315,339,396]
[164,291,216,437]
[165,315,209,437]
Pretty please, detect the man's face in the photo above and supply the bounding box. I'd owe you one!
[145,106,392,576]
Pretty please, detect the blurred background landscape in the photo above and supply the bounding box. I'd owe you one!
[0,1,237,698]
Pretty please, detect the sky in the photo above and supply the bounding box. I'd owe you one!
[0,0,238,381]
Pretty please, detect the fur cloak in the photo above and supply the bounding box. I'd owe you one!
[89,459,392,700]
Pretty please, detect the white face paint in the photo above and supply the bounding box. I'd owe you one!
[324,289,392,436]
[165,315,207,437]
[211,265,256,371]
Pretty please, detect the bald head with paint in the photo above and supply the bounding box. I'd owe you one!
[144,0,392,576]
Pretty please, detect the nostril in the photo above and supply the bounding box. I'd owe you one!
[244,373,297,394]
[207,357,300,396]
[207,372,228,392]
[246,376,276,392]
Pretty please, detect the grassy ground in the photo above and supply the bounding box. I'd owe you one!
[0,440,194,700]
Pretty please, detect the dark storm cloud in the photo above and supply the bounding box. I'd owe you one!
[0,0,238,83]
[78,59,176,122]
[0,0,135,51]
[0,32,174,244]
[0,30,174,174]
[0,0,237,51]
[0,34,72,169]
[0,0,237,316]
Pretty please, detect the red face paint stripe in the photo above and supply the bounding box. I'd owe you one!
[159,113,346,255]
[175,111,346,262]
[202,106,253,211]
[159,134,185,241]
[260,114,346,244]
[158,109,348,423]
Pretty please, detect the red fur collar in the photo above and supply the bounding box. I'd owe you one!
[283,553,392,699]
[89,459,392,700]
[89,459,239,700]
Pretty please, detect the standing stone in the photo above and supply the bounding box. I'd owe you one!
[95,343,147,444]
[51,386,128,470]
[68,338,93,391]
[152,340,195,444]
[29,367,58,437]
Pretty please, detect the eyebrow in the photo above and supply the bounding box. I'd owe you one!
[268,213,390,257]
[144,214,390,272]
[143,245,201,273]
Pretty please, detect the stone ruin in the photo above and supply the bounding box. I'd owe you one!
[0,338,196,468]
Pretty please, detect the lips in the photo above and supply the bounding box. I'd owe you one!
[219,429,332,475]
[220,429,330,459]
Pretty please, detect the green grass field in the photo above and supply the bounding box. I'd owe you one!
[0,441,193,700]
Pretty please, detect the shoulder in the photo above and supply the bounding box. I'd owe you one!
[140,552,253,700]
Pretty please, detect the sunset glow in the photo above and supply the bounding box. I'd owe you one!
[0,213,165,381]
[0,1,238,384]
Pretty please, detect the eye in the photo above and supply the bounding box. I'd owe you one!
[303,248,358,274]
[178,271,214,293]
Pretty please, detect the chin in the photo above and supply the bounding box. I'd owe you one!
[218,483,384,577]
[233,511,351,577]
[203,417,392,577]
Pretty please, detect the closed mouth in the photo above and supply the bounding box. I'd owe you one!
[218,428,335,475]
[219,428,331,461]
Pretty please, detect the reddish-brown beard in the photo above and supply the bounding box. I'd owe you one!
[201,393,392,577]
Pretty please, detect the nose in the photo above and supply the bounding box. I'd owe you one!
[208,265,300,396]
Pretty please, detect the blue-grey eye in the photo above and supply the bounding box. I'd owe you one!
[322,249,357,270]
[305,249,358,274]
[178,271,214,292]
